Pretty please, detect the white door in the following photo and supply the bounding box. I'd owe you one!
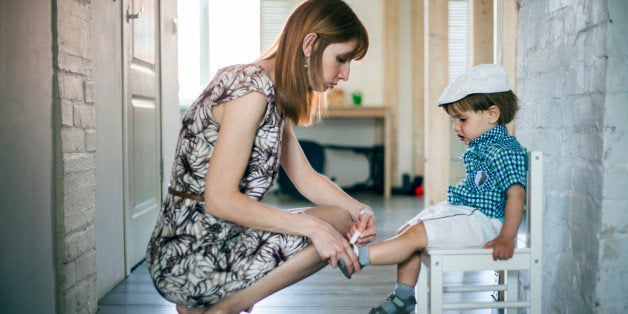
[122,0,161,273]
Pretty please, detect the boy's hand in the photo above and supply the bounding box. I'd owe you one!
[487,184,524,261]
[484,236,515,260]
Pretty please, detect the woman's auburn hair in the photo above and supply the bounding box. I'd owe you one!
[259,0,369,126]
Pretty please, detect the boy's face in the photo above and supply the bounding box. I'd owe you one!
[448,107,497,145]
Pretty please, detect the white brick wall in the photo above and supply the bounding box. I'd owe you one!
[597,0,628,312]
[54,0,97,312]
[517,0,628,312]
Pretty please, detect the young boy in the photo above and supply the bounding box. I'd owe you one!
[339,64,528,314]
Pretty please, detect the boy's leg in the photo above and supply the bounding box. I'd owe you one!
[369,222,428,266]
[207,205,352,313]
[367,223,426,314]
[397,251,421,288]
[338,222,428,278]
[368,261,420,314]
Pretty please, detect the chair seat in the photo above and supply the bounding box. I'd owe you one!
[424,246,530,255]
[422,247,532,272]
[417,151,543,313]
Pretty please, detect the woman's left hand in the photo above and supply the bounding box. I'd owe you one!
[348,207,376,246]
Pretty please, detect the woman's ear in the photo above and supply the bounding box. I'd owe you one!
[488,105,501,124]
[302,33,317,57]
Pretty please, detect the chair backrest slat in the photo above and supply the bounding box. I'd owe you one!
[527,151,543,259]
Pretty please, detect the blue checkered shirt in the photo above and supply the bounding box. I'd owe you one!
[447,125,527,219]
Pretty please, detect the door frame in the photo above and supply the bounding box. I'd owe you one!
[119,0,179,274]
[121,0,163,274]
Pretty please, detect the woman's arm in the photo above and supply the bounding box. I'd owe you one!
[280,123,376,245]
[204,92,314,235]
[203,92,358,267]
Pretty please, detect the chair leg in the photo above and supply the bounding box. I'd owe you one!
[530,263,542,314]
[429,256,443,314]
[497,270,505,301]
[417,260,428,314]
[504,270,519,314]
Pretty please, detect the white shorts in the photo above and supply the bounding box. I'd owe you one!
[406,201,503,248]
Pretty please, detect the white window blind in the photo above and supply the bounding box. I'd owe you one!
[178,0,265,115]
[260,0,291,53]
[449,0,469,82]
[448,1,470,181]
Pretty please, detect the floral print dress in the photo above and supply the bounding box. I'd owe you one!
[146,64,310,307]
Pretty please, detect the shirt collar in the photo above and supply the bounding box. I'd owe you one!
[468,124,508,148]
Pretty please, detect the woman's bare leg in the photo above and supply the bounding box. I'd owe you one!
[209,246,326,313]
[175,247,325,314]
[204,205,353,313]
[176,305,208,314]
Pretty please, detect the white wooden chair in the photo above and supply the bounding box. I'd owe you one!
[417,151,543,313]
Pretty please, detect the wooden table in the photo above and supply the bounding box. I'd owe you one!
[323,106,392,198]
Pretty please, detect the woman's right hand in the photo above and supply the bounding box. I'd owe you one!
[349,207,376,246]
[308,217,361,275]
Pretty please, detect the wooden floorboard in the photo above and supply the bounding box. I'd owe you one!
[98,193,502,313]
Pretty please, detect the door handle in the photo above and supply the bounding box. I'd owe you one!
[126,4,144,22]
[172,18,178,33]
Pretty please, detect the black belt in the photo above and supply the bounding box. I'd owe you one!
[168,186,204,202]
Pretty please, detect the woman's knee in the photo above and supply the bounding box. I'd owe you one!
[305,205,353,234]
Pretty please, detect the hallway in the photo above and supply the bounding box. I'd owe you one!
[97,193,501,313]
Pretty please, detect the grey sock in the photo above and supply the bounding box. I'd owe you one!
[394,283,415,299]
[358,245,370,267]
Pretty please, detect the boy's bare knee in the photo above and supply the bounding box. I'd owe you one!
[397,223,412,235]
[404,223,428,248]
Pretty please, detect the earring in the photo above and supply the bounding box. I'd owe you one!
[304,57,309,70]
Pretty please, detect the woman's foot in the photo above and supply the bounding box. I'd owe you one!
[369,293,416,314]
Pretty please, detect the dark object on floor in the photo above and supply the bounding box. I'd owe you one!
[276,140,384,200]
[325,144,384,194]
[393,174,423,195]
[277,140,326,200]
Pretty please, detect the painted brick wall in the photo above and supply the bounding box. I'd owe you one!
[53,0,97,312]
[517,0,627,312]
[597,0,628,312]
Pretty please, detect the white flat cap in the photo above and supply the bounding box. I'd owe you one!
[437,64,511,106]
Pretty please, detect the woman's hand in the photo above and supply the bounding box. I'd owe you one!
[348,207,376,246]
[308,217,361,275]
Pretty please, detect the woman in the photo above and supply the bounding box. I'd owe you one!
[146,0,376,313]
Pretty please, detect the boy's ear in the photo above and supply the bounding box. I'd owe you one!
[302,33,317,58]
[488,105,501,124]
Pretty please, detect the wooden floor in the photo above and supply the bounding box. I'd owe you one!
[98,193,501,313]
